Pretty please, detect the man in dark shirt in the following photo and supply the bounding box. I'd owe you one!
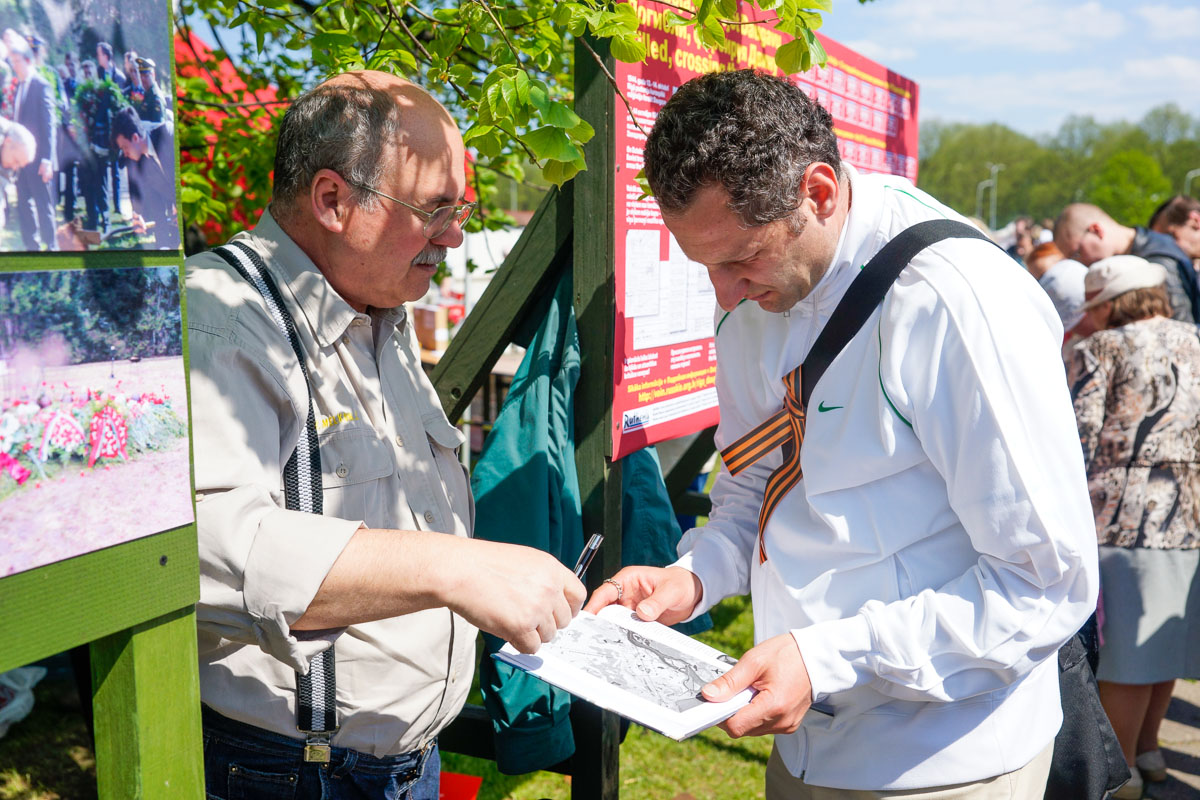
[77,57,118,234]
[1150,196,1200,264]
[133,58,166,123]
[95,42,124,217]
[1055,202,1199,323]
[9,35,57,250]
[111,106,177,249]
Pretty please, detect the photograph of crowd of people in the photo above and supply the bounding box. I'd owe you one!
[0,0,177,252]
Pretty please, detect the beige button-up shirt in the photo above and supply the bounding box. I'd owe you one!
[186,209,476,756]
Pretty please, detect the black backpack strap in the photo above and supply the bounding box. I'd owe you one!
[800,218,992,407]
[212,242,337,760]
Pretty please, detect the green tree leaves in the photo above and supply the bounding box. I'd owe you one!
[177,0,838,242]
[918,105,1200,229]
[1088,150,1173,227]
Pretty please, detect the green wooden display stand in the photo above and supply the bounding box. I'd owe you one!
[0,257,203,798]
[435,35,632,800]
[0,2,203,790]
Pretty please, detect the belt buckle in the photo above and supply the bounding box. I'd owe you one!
[303,733,332,763]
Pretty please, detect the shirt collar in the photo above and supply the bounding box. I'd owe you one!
[236,208,403,347]
[791,164,877,317]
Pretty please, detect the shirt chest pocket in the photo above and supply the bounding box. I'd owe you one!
[420,414,470,532]
[317,427,395,522]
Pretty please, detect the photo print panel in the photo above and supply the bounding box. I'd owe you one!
[0,0,178,252]
[0,266,193,577]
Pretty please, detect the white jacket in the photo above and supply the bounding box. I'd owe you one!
[675,167,1098,790]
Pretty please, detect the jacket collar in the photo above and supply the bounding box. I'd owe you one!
[791,165,882,320]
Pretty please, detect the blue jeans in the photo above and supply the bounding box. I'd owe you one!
[202,706,440,800]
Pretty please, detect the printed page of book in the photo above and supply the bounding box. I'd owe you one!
[495,604,753,740]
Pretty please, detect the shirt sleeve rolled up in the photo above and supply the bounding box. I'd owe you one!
[190,324,361,674]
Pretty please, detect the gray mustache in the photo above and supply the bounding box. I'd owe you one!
[413,245,447,266]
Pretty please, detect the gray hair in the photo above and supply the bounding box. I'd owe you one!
[644,69,842,229]
[6,33,31,63]
[3,119,36,163]
[271,81,403,213]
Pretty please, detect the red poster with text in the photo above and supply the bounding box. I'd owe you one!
[611,0,919,458]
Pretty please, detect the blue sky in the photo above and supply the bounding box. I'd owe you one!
[819,0,1200,138]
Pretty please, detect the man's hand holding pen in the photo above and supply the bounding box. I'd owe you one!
[442,538,585,655]
[449,535,609,655]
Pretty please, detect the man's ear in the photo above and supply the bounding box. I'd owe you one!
[310,168,350,234]
[1188,210,1200,231]
[802,162,840,220]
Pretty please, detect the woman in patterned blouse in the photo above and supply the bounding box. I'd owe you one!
[1068,254,1200,797]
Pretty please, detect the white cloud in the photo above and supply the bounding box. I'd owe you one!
[837,0,1124,53]
[841,40,917,64]
[823,0,1196,136]
[1134,4,1200,40]
[1124,55,1200,102]
[918,56,1198,135]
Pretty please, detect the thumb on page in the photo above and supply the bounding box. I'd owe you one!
[701,659,755,702]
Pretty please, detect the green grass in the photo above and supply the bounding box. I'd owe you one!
[441,594,765,800]
[0,677,96,800]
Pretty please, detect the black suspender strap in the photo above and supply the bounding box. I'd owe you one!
[212,242,337,761]
[798,218,992,407]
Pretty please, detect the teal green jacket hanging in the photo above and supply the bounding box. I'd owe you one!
[471,269,710,774]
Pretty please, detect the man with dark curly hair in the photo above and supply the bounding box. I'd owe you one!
[587,70,1098,798]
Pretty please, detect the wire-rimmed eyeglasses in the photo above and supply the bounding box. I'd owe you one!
[352,183,475,240]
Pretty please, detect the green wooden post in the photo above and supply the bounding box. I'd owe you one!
[432,185,573,423]
[434,32,631,797]
[90,605,204,799]
[571,33,623,800]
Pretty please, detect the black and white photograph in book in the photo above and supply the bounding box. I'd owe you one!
[545,612,733,714]
[0,0,177,252]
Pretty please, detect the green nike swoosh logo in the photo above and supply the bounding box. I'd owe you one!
[817,401,844,412]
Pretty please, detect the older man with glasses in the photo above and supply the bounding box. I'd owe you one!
[185,71,583,800]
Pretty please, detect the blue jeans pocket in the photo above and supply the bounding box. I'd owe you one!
[204,732,301,800]
[227,762,300,800]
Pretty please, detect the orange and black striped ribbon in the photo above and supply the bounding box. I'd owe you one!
[719,366,806,563]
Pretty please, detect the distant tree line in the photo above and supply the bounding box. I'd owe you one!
[918,103,1200,230]
[0,267,182,364]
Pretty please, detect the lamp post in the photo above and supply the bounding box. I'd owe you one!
[975,178,994,224]
[1184,168,1200,198]
[987,163,1005,232]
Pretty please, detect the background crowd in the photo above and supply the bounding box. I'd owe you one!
[986,194,1200,799]
[0,13,177,251]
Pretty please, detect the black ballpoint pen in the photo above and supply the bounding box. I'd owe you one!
[572,534,604,579]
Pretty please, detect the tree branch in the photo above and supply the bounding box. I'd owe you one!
[179,96,291,110]
[474,0,522,66]
[650,1,778,27]
[175,19,237,106]
[493,121,541,165]
[381,0,473,103]
[579,37,646,137]
[473,160,550,191]
[407,4,462,27]
[237,1,306,31]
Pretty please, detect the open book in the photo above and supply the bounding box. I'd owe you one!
[495,604,753,740]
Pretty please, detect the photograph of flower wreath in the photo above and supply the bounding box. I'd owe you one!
[0,266,192,577]
[0,0,177,252]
